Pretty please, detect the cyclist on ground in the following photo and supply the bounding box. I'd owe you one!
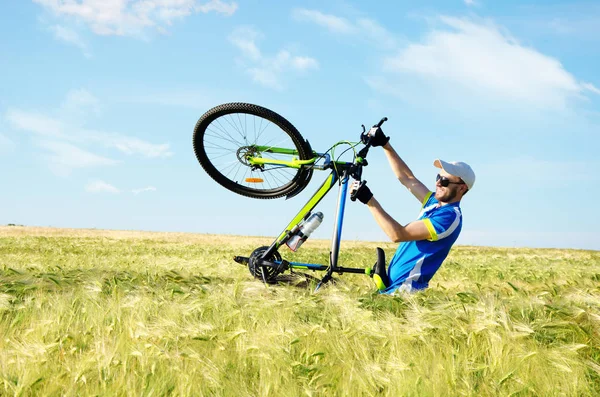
[350,127,475,294]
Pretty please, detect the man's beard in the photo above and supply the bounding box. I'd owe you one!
[435,186,459,202]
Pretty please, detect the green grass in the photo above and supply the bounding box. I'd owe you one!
[1,227,599,396]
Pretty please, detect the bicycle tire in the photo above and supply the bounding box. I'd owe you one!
[193,103,313,199]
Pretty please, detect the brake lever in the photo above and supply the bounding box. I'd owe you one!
[350,183,359,202]
[360,124,369,145]
[360,117,388,145]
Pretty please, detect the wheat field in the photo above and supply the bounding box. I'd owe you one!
[1,226,599,396]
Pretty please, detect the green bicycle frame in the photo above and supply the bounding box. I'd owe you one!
[273,169,338,247]
[246,145,349,169]
[246,146,314,169]
[249,153,373,285]
[229,116,389,289]
[246,146,339,250]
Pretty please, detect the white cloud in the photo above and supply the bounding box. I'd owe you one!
[5,109,67,138]
[378,16,598,109]
[246,68,282,90]
[50,24,91,57]
[582,82,600,95]
[33,0,237,37]
[464,0,477,6]
[85,181,158,194]
[86,180,121,193]
[228,26,262,61]
[291,56,319,71]
[196,0,237,16]
[292,8,354,34]
[4,89,172,174]
[7,108,173,158]
[229,27,319,90]
[101,135,173,158]
[356,18,397,49]
[61,88,101,112]
[292,9,397,49]
[39,141,120,177]
[59,88,101,123]
[7,89,100,133]
[131,186,157,194]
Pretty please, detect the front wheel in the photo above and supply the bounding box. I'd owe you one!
[193,103,313,199]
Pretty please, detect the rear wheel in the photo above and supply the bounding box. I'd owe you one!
[193,103,313,199]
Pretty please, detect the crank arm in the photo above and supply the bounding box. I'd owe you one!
[234,256,289,271]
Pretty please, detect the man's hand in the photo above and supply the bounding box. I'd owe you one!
[368,126,390,147]
[350,180,373,204]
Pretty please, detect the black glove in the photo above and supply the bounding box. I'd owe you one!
[367,126,390,147]
[350,180,373,204]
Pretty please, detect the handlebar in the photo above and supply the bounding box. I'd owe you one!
[360,117,388,147]
[351,116,388,182]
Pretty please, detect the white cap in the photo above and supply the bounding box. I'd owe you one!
[433,159,476,190]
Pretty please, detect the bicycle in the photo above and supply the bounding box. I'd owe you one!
[193,102,388,290]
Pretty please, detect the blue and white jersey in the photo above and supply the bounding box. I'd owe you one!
[384,191,462,294]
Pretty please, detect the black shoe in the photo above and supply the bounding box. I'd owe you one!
[373,247,389,291]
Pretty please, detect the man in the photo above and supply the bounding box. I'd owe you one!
[350,127,475,294]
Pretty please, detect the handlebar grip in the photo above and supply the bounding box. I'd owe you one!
[376,117,388,128]
[350,180,365,202]
[360,117,388,146]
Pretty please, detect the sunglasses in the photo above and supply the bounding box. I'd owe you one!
[436,174,465,187]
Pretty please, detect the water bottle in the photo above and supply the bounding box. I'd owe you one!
[286,212,324,251]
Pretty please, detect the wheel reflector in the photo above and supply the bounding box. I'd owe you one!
[245,178,264,183]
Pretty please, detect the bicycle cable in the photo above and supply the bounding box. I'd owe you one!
[296,140,361,186]
[331,141,361,184]
[303,142,337,172]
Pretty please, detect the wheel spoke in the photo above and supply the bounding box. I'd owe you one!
[205,130,244,146]
[205,152,236,161]
[203,141,235,152]
[255,119,271,143]
[221,160,242,178]
[210,120,244,147]
[223,114,247,144]
[235,113,249,146]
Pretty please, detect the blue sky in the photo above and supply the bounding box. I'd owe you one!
[1,0,599,250]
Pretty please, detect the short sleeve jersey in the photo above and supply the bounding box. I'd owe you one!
[384,191,462,294]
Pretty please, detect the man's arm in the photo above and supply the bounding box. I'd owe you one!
[366,197,432,243]
[381,142,430,204]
